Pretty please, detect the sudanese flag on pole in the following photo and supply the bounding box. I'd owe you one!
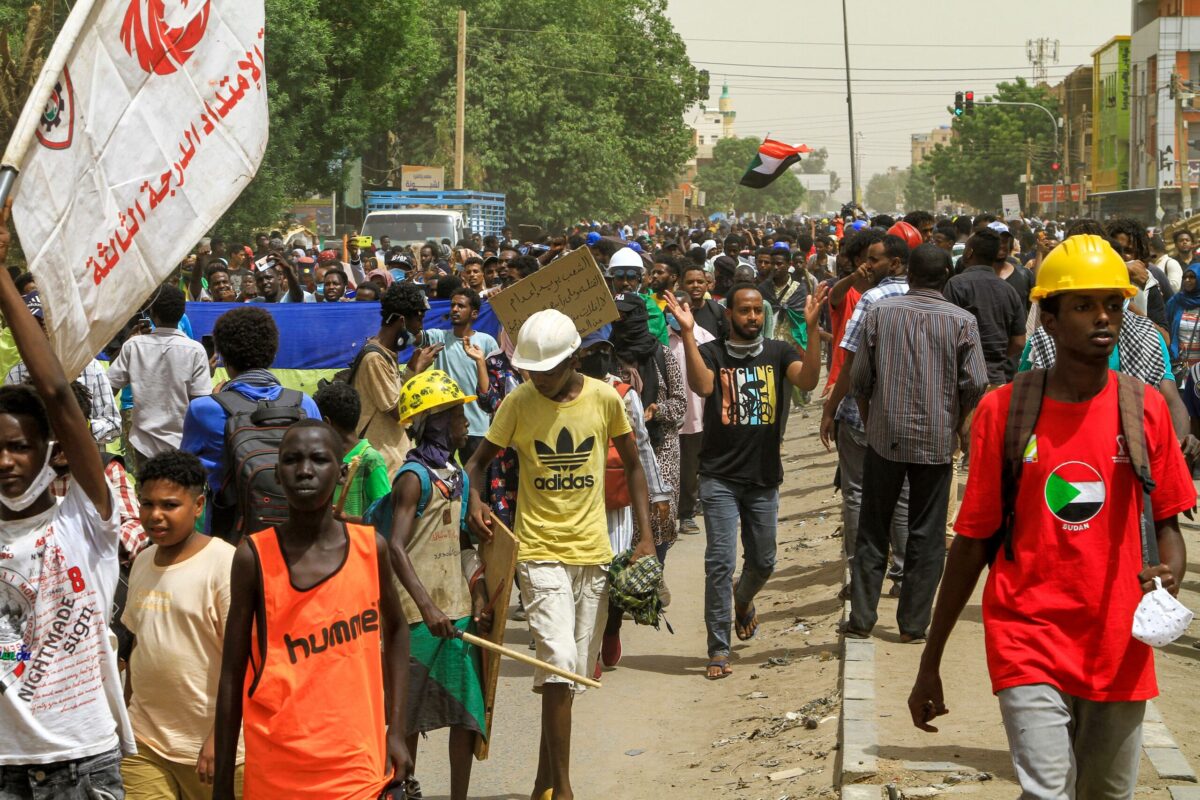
[1,0,268,378]
[739,139,811,190]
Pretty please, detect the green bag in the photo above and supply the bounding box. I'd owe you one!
[608,550,673,633]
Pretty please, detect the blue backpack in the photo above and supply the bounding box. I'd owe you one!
[363,461,471,539]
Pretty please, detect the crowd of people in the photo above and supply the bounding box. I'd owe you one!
[0,191,1195,800]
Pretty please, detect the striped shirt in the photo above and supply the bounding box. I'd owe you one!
[835,276,909,429]
[6,359,121,444]
[849,288,988,464]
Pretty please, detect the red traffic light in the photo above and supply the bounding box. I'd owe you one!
[1051,161,1060,171]
[965,91,974,101]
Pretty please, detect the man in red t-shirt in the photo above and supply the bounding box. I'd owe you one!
[908,234,1196,799]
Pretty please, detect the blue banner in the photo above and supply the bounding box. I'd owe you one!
[183,300,502,370]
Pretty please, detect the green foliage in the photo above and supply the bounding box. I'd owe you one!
[905,163,936,211]
[390,0,700,229]
[865,169,908,213]
[924,78,1058,210]
[0,0,434,241]
[795,146,841,195]
[0,0,698,237]
[215,0,435,237]
[695,137,806,216]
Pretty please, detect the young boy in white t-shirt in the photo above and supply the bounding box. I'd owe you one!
[0,198,132,795]
[120,450,243,799]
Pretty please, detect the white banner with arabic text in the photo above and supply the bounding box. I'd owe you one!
[5,0,268,377]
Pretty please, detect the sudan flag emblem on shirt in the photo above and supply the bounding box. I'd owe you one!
[739,139,811,188]
[1044,461,1105,524]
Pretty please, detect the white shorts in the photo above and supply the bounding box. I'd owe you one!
[517,561,608,694]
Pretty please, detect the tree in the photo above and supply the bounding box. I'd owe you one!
[924,78,1058,210]
[905,163,936,211]
[389,0,700,228]
[695,137,806,216]
[865,169,908,212]
[0,3,56,151]
[0,0,435,242]
[215,0,435,237]
[796,146,841,195]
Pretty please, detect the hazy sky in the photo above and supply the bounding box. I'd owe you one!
[666,0,1130,202]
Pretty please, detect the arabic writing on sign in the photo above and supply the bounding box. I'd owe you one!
[490,247,619,338]
[88,30,266,286]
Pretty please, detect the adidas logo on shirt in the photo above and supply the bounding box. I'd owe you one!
[533,429,596,490]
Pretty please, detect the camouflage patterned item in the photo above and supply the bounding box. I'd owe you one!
[608,549,672,632]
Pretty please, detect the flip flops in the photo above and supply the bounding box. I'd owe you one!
[734,604,759,641]
[706,657,733,680]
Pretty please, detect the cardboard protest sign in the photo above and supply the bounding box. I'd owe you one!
[4,0,268,378]
[1001,193,1022,220]
[490,247,618,338]
[473,517,519,760]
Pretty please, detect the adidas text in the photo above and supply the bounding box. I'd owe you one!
[534,473,596,491]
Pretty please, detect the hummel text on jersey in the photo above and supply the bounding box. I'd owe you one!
[284,607,379,664]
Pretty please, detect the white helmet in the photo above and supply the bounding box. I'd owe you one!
[607,247,644,273]
[511,309,581,372]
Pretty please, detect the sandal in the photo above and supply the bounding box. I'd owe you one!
[734,604,759,641]
[706,657,733,680]
[404,777,423,799]
[838,622,870,639]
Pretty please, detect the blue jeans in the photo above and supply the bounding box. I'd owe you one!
[701,475,779,658]
[0,746,124,800]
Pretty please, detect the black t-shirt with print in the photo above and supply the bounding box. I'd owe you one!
[698,339,802,487]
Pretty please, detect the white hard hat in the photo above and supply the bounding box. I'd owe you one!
[511,309,581,372]
[608,247,644,271]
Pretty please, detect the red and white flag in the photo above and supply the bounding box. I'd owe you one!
[2,0,268,377]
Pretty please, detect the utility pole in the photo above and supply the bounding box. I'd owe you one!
[1025,138,1033,214]
[855,131,864,206]
[455,9,466,190]
[1176,72,1194,216]
[841,0,858,208]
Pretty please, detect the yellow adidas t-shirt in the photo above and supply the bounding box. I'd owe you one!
[486,376,632,565]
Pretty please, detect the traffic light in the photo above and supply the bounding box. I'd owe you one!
[698,69,710,101]
[1051,161,1060,173]
[965,91,975,114]
[954,91,964,117]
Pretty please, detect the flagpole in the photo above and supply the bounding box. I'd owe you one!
[0,0,101,208]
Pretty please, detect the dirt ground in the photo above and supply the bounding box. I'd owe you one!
[413,403,1200,799]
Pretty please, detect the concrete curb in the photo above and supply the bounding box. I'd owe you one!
[837,570,878,794]
[1145,700,1198,783]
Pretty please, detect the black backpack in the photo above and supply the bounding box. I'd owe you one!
[210,389,306,544]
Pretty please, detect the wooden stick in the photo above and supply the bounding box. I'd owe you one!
[457,630,602,689]
[334,455,363,515]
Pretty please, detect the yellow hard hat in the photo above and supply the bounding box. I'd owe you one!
[1030,234,1136,302]
[397,369,476,424]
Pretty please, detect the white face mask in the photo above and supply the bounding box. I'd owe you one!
[0,444,57,512]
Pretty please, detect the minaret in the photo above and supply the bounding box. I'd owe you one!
[719,80,736,139]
